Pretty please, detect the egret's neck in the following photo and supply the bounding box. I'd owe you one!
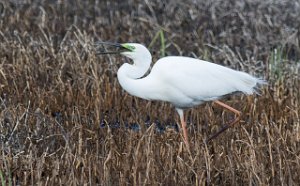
[117,56,152,100]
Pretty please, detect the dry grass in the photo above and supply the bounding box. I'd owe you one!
[0,0,299,185]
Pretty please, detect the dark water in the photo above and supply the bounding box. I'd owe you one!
[100,117,179,133]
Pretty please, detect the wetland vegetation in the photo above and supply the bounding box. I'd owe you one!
[0,0,299,185]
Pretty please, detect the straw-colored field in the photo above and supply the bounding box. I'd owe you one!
[0,0,299,185]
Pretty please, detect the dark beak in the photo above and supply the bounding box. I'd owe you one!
[94,41,128,55]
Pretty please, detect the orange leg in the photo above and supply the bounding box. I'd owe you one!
[180,116,190,149]
[176,108,190,149]
[206,100,241,143]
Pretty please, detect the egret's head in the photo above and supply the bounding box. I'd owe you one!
[95,42,151,61]
[120,43,151,60]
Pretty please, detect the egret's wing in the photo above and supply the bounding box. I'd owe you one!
[151,56,260,102]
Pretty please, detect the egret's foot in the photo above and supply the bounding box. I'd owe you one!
[206,101,241,143]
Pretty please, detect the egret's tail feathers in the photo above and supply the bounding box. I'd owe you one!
[253,79,267,95]
[237,72,266,95]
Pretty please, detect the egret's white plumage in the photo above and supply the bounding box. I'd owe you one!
[118,44,262,108]
[98,42,265,147]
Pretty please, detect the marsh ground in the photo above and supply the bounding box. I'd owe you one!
[0,0,299,185]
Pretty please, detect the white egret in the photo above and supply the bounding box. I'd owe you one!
[96,42,265,148]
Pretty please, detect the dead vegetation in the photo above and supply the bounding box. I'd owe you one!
[0,0,299,185]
